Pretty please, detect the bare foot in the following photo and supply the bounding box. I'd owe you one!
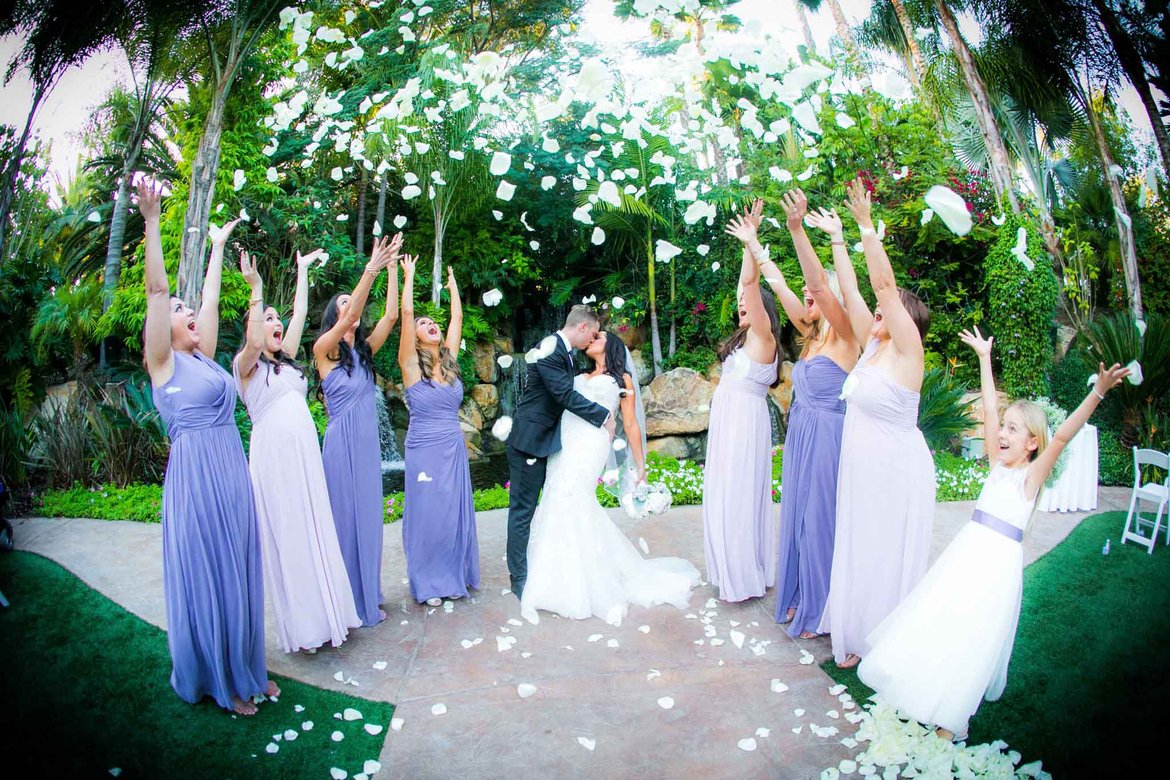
[781,607,796,624]
[836,654,861,669]
[231,697,258,716]
[265,680,281,699]
[798,631,818,640]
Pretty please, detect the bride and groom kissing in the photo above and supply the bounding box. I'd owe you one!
[504,305,699,627]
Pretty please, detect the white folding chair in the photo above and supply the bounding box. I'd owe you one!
[1121,448,1170,554]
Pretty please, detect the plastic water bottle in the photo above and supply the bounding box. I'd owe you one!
[1102,539,1111,556]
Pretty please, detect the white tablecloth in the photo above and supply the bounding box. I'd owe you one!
[1037,423,1098,512]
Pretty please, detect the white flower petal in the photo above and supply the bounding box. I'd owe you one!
[483,288,504,307]
[738,737,757,752]
[541,176,556,191]
[491,416,513,441]
[331,730,344,742]
[591,227,606,245]
[495,180,516,201]
[1125,360,1143,385]
[654,240,682,263]
[657,696,674,710]
[611,296,625,309]
[430,703,447,716]
[923,185,973,236]
[577,737,596,751]
[393,215,408,229]
[343,708,363,721]
[517,683,538,699]
[497,354,514,369]
[489,151,511,176]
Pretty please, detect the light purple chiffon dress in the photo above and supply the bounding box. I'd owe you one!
[774,356,847,637]
[402,378,479,603]
[235,359,360,652]
[154,350,266,709]
[817,339,936,663]
[321,363,385,626]
[702,347,779,602]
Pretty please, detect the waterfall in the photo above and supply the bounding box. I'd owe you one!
[373,387,404,469]
[498,355,525,417]
[766,397,783,448]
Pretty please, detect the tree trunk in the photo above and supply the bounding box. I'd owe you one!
[1093,0,1170,178]
[432,203,445,305]
[793,1,817,56]
[668,258,677,357]
[934,0,1021,214]
[1087,95,1143,321]
[890,0,925,87]
[647,238,663,376]
[0,90,44,258]
[355,167,367,255]
[375,170,388,235]
[177,82,229,308]
[103,169,135,309]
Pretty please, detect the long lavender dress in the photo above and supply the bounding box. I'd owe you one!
[321,363,385,626]
[402,378,479,602]
[154,350,266,709]
[817,339,936,663]
[774,356,847,637]
[235,359,361,652]
[702,347,779,602]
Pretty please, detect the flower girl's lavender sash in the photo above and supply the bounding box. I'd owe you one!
[971,509,1023,543]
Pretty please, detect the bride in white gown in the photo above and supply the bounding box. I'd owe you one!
[520,330,700,627]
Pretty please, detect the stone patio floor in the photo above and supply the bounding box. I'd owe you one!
[10,487,1129,779]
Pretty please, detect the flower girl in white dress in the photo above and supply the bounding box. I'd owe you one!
[859,327,1131,740]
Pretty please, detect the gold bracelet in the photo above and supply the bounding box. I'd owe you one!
[250,297,263,305]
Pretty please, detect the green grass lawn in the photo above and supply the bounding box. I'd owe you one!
[0,551,394,779]
[822,510,1170,778]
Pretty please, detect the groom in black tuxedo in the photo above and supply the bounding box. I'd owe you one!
[506,305,615,598]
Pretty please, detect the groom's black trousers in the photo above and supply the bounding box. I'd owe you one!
[506,444,547,597]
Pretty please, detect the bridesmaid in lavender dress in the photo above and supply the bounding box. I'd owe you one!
[817,179,936,668]
[733,193,861,639]
[136,177,276,716]
[234,248,360,653]
[702,205,784,603]
[397,257,479,606]
[314,233,403,627]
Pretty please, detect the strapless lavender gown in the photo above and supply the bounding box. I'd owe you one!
[321,364,385,626]
[774,356,847,637]
[402,378,479,602]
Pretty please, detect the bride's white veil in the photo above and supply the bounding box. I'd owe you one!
[604,345,647,504]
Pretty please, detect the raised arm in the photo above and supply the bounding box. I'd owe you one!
[845,179,922,359]
[367,232,403,355]
[313,234,395,366]
[194,217,240,358]
[139,177,174,387]
[442,265,462,355]
[284,248,323,359]
[397,254,422,385]
[959,327,999,467]
[235,251,265,381]
[729,200,809,335]
[619,373,646,482]
[1026,363,1129,498]
[807,206,873,343]
[725,211,777,363]
[782,189,853,343]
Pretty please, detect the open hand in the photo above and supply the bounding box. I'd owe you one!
[210,217,242,247]
[806,207,844,237]
[296,248,325,269]
[1093,362,1130,396]
[366,235,397,273]
[400,253,417,276]
[239,250,261,290]
[135,176,166,220]
[844,179,874,229]
[725,212,758,244]
[781,189,808,230]
[445,265,458,294]
[958,326,993,358]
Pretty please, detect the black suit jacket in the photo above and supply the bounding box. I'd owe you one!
[508,336,609,458]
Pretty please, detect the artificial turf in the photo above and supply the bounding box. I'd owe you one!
[0,550,394,779]
[822,510,1170,778]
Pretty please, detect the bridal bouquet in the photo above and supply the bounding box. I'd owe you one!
[620,479,673,519]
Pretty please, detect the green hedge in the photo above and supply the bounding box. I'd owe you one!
[37,447,1003,523]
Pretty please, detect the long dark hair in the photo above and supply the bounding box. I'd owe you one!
[258,350,305,384]
[317,293,373,378]
[595,330,631,393]
[717,285,784,389]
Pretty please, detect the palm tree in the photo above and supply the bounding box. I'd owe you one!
[0,0,126,260]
